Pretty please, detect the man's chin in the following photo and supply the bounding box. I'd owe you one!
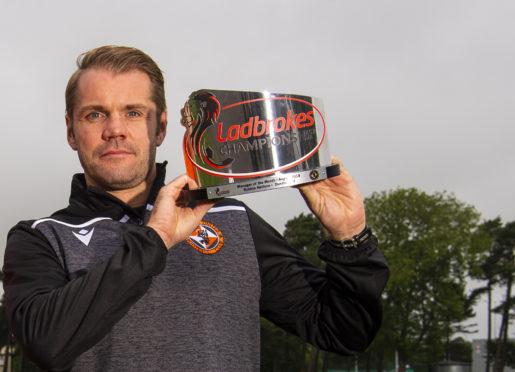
[87,169,146,191]
[82,157,156,191]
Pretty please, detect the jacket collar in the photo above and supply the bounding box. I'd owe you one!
[65,162,168,220]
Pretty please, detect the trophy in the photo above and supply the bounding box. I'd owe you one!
[180,89,340,200]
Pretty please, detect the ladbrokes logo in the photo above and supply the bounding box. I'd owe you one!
[181,91,326,178]
[186,222,224,254]
[217,109,314,142]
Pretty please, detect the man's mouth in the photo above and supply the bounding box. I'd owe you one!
[101,149,133,158]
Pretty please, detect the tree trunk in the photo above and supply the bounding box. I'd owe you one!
[485,282,492,372]
[493,276,512,372]
[499,276,512,372]
[493,314,506,372]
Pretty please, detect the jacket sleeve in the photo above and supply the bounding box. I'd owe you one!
[247,207,389,355]
[2,222,168,371]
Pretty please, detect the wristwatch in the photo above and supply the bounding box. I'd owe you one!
[330,226,372,250]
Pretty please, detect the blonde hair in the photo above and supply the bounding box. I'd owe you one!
[65,45,166,121]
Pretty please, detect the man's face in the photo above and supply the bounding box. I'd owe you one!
[66,68,167,191]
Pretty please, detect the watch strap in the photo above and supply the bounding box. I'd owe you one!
[330,226,372,250]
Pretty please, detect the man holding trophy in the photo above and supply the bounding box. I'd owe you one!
[3,45,389,371]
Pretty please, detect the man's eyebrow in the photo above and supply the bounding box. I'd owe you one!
[77,104,151,115]
[126,104,151,111]
[77,105,106,115]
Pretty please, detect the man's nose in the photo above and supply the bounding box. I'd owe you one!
[102,113,127,140]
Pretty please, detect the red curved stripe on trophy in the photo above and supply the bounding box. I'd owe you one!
[202,149,231,169]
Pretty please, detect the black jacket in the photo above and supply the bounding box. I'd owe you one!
[3,163,389,371]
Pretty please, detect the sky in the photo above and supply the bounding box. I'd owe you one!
[1,0,514,342]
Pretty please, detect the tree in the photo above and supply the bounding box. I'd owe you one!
[447,337,473,363]
[490,221,515,372]
[469,219,515,372]
[468,218,503,372]
[260,317,305,372]
[364,188,481,370]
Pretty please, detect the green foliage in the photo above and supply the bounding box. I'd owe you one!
[447,337,473,362]
[364,188,481,367]
[493,220,515,286]
[490,221,515,372]
[260,318,306,372]
[469,218,502,284]
[469,218,515,371]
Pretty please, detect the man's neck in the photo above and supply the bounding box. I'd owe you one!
[106,181,153,208]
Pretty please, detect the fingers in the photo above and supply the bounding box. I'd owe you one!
[147,174,216,249]
[296,155,367,239]
[169,174,199,193]
[330,155,355,181]
[160,174,197,202]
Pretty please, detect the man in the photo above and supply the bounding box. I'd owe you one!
[3,46,389,371]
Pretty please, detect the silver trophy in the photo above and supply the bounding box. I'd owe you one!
[180,89,339,200]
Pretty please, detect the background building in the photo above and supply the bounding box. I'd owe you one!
[472,339,514,372]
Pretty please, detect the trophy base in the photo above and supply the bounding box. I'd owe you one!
[182,164,340,201]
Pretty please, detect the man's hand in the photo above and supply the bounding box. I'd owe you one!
[298,157,366,241]
[147,175,215,250]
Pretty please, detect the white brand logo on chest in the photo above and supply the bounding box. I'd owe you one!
[72,228,95,246]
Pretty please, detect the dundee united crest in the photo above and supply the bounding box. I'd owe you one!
[186,221,224,254]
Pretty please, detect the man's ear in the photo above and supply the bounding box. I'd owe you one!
[66,115,78,151]
[156,110,168,146]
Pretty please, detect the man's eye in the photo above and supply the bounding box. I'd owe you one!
[86,112,102,120]
[128,111,141,117]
